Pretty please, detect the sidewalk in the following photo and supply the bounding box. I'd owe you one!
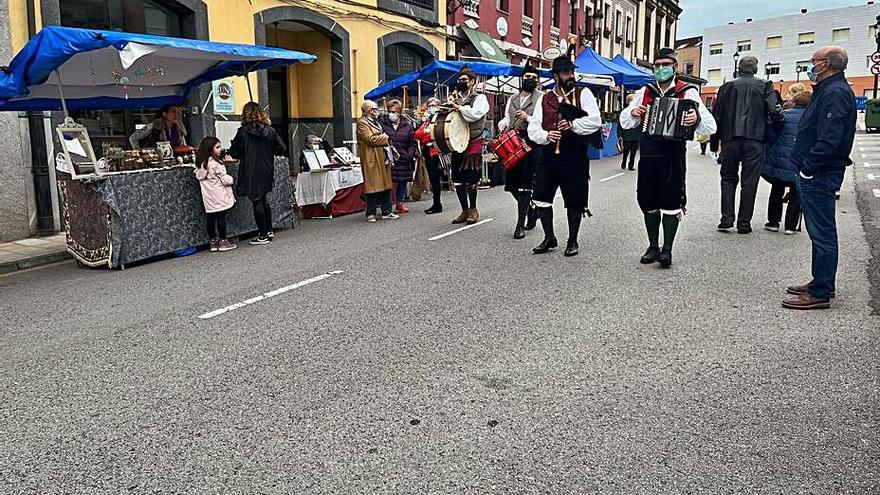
[0,234,71,275]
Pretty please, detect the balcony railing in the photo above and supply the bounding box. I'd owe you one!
[550,29,560,46]
[463,0,479,17]
[522,16,534,35]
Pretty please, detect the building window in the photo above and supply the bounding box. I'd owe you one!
[709,43,723,55]
[401,0,434,9]
[385,44,427,82]
[497,0,509,12]
[523,0,533,18]
[684,62,694,75]
[61,0,182,37]
[665,20,672,47]
[765,63,780,76]
[737,40,751,52]
[832,28,849,42]
[708,69,721,82]
[551,0,561,27]
[871,25,878,41]
[796,60,810,73]
[798,32,815,45]
[643,10,652,58]
[604,4,611,33]
[571,2,579,35]
[625,15,632,45]
[766,36,782,49]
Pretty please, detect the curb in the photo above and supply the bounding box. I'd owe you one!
[0,250,72,275]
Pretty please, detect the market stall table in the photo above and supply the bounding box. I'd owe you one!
[296,167,366,218]
[61,157,293,268]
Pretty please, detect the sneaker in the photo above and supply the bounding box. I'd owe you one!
[784,229,797,235]
[217,239,238,252]
[249,236,270,245]
[396,203,409,213]
[737,226,753,234]
[209,239,219,252]
[382,212,400,220]
[764,222,780,232]
[267,231,275,241]
[717,222,734,232]
[366,215,377,223]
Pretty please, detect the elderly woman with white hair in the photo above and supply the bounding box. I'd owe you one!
[414,97,444,213]
[357,100,398,222]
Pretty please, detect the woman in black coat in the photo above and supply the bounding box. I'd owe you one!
[230,102,287,245]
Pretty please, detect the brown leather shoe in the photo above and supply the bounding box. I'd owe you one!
[782,292,831,310]
[466,208,480,224]
[786,283,836,298]
[452,210,469,224]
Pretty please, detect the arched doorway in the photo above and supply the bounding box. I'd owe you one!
[255,7,352,162]
[377,32,438,86]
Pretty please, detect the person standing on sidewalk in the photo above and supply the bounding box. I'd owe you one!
[783,46,856,310]
[415,98,444,215]
[357,100,399,223]
[762,90,812,235]
[619,94,641,171]
[711,56,784,234]
[379,99,417,214]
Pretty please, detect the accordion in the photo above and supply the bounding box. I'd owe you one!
[642,97,698,141]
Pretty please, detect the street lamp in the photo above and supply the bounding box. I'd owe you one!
[796,65,803,83]
[765,61,772,78]
[581,8,605,48]
[733,51,740,78]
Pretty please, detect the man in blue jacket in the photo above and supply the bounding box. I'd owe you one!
[783,46,856,310]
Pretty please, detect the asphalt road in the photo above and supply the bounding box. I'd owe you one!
[1,144,878,494]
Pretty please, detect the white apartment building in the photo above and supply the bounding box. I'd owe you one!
[700,2,880,96]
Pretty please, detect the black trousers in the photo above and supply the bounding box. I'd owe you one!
[365,190,392,216]
[206,210,228,240]
[425,154,442,206]
[621,140,639,168]
[251,194,272,237]
[720,138,765,229]
[637,139,687,212]
[767,181,801,231]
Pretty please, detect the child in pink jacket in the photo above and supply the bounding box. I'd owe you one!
[195,137,237,252]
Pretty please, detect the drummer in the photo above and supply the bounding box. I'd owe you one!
[446,66,489,225]
[129,104,188,149]
[497,64,544,239]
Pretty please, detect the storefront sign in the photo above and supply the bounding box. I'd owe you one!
[212,80,235,113]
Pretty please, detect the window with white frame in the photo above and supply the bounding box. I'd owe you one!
[737,39,751,52]
[709,43,722,55]
[832,28,849,42]
[796,60,810,73]
[708,69,721,82]
[765,63,780,76]
[871,25,878,40]
[766,36,782,49]
[798,32,815,45]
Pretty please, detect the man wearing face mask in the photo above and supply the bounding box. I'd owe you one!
[527,55,602,257]
[782,46,856,311]
[711,55,784,234]
[498,64,544,239]
[620,48,716,268]
[447,66,490,225]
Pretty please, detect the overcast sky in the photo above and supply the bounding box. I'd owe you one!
[677,0,868,38]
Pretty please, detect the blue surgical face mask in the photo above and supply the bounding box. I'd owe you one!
[389,112,399,123]
[654,65,675,83]
[806,61,828,82]
[427,107,438,115]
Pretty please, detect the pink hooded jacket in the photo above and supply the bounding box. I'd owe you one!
[195,157,235,213]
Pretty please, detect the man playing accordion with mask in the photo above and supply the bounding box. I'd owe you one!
[620,47,716,268]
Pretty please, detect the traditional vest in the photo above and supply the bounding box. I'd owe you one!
[640,79,696,107]
[455,91,487,140]
[506,90,544,131]
[541,87,585,137]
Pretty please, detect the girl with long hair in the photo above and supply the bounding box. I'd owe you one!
[194,136,237,252]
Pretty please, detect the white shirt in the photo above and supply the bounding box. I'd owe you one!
[619,78,717,137]
[528,87,603,145]
[457,92,489,123]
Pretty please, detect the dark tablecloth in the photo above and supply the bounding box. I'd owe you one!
[63,157,293,268]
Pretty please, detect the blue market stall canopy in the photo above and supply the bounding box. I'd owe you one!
[611,54,654,80]
[365,60,552,100]
[0,26,317,111]
[573,47,654,88]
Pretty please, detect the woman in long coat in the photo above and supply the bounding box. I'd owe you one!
[379,99,417,213]
[357,100,398,222]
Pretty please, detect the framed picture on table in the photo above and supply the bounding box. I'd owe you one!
[56,120,100,179]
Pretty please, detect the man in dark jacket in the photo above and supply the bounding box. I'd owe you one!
[711,56,784,233]
[783,46,856,310]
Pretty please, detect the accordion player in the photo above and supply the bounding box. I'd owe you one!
[641,97,698,141]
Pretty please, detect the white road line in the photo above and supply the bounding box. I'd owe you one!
[866,163,877,168]
[868,173,877,180]
[429,218,494,241]
[198,270,343,320]
[600,172,626,182]
[874,189,880,198]
[859,147,880,151]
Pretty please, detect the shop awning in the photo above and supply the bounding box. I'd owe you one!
[365,60,534,100]
[460,26,509,64]
[0,26,317,111]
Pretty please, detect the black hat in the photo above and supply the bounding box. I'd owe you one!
[654,48,677,64]
[522,64,540,77]
[459,65,477,80]
[551,56,576,73]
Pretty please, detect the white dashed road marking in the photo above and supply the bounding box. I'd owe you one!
[429,218,495,241]
[198,270,343,320]
[868,173,877,180]
[600,172,626,182]
[874,189,880,198]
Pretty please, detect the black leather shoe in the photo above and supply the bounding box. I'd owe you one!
[658,249,672,268]
[737,226,752,234]
[564,240,579,257]
[717,222,734,232]
[513,225,526,239]
[532,237,558,254]
[640,246,660,264]
[425,205,442,214]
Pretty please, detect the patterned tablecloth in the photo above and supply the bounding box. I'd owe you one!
[295,167,364,206]
[62,157,293,268]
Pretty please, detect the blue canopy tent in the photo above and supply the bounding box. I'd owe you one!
[611,54,654,83]
[0,26,317,112]
[573,47,654,89]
